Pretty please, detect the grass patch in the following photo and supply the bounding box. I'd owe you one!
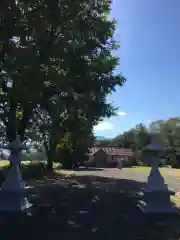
[55,169,74,175]
[0,160,10,167]
[0,160,75,178]
[171,195,180,208]
[129,166,151,173]
[0,160,34,168]
[162,168,180,178]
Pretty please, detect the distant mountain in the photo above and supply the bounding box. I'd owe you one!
[96,136,107,140]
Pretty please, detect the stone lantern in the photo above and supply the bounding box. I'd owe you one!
[137,134,176,213]
[0,135,32,213]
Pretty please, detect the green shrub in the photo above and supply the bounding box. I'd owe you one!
[21,161,46,180]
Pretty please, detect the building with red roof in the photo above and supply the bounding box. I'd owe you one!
[85,146,133,168]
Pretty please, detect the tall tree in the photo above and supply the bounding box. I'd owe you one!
[0,0,125,171]
[133,124,150,149]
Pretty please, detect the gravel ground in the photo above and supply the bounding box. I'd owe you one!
[1,174,179,240]
[0,170,180,240]
[74,168,180,191]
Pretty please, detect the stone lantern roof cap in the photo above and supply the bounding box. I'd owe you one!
[144,143,167,151]
[144,134,167,151]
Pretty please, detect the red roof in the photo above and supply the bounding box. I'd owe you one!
[86,147,133,156]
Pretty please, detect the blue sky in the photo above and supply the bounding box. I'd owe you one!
[94,0,180,138]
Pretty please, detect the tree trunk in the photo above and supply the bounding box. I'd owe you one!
[47,150,53,171]
[47,157,53,171]
[47,145,57,171]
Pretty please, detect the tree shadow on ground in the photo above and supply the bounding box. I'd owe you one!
[0,174,180,240]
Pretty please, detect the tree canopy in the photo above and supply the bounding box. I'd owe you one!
[0,0,125,169]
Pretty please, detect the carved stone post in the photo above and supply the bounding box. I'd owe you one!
[0,135,32,212]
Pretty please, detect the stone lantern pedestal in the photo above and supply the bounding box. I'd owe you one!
[137,135,176,214]
[0,135,32,213]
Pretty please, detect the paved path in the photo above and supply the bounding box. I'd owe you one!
[74,168,180,191]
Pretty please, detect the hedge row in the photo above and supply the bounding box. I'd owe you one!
[0,161,47,184]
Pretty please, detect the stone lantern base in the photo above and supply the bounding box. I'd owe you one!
[0,190,33,213]
[138,134,178,214]
[137,161,177,214]
[137,188,176,213]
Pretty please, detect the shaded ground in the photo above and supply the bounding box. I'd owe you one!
[0,174,180,240]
